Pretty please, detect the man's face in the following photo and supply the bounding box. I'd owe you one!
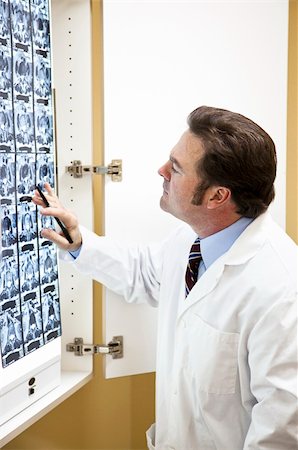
[158,130,206,225]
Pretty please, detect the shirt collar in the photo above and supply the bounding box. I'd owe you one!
[200,216,253,270]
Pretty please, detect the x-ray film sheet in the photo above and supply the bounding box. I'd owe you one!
[0,0,61,369]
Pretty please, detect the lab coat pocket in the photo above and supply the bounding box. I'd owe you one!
[186,314,239,394]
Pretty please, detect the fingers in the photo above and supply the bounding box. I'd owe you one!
[41,208,82,251]
[38,204,78,229]
[41,206,82,251]
[41,227,81,251]
[32,182,59,208]
[32,184,82,251]
[43,182,54,196]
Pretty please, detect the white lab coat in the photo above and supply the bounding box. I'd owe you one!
[61,212,298,449]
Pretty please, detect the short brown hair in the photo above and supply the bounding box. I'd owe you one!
[187,106,277,218]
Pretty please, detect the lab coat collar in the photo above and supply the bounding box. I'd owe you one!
[223,211,272,266]
[200,216,253,270]
[178,211,272,317]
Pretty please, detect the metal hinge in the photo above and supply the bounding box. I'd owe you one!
[66,336,123,359]
[66,159,122,182]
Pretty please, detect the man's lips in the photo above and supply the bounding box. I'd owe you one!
[162,183,169,194]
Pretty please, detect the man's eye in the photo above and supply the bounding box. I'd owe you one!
[171,165,179,173]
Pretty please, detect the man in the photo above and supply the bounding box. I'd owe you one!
[33,106,297,449]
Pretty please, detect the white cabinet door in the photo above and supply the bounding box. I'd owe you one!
[103,0,288,378]
[0,0,94,445]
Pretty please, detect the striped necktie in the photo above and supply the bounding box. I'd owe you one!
[185,237,202,297]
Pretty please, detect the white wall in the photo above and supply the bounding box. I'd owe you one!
[103,0,289,378]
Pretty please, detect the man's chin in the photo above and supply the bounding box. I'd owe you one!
[160,198,174,216]
[160,197,169,213]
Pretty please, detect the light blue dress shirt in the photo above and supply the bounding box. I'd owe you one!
[69,246,81,259]
[198,216,253,277]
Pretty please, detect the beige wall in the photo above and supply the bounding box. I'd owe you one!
[287,0,298,244]
[4,1,297,449]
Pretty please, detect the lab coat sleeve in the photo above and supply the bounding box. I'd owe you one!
[59,225,166,306]
[243,296,298,449]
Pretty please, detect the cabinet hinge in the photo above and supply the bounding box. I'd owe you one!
[66,159,122,181]
[66,336,123,359]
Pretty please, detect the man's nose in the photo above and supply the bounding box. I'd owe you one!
[158,161,171,181]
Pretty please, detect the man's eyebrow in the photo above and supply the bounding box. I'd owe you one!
[170,155,183,170]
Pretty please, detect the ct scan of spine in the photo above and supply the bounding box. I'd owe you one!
[0,0,61,368]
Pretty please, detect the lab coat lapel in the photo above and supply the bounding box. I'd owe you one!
[178,212,270,317]
[179,257,225,316]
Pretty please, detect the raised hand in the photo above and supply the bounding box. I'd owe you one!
[32,182,82,251]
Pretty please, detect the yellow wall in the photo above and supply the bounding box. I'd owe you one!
[4,1,297,449]
[287,0,298,244]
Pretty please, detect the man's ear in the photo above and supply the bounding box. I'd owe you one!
[206,186,232,209]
